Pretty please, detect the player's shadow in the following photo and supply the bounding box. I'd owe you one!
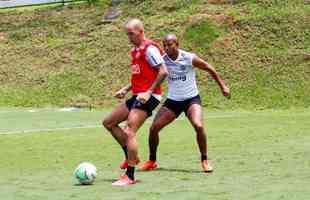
[73,183,96,186]
[89,168,210,185]
[101,178,118,183]
[139,167,207,174]
[73,179,118,185]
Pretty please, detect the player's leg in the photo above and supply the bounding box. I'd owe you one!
[112,108,148,186]
[140,106,177,171]
[186,97,213,172]
[112,96,160,186]
[125,108,148,163]
[149,106,177,161]
[186,103,207,158]
[102,103,129,157]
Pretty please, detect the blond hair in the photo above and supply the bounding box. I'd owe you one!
[124,18,144,31]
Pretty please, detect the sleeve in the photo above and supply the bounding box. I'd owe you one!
[145,45,164,68]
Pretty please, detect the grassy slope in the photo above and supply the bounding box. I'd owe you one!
[0,0,309,108]
[0,108,309,199]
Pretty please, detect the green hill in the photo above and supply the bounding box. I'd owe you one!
[0,0,309,109]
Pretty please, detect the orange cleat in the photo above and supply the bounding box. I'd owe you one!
[112,174,137,186]
[120,158,140,169]
[139,160,158,171]
[119,159,129,169]
[201,160,213,172]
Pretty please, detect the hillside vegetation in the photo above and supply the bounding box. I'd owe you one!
[0,0,309,109]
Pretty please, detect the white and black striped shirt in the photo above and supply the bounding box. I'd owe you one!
[164,49,199,101]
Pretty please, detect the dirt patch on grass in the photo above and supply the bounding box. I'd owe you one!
[208,0,235,4]
[211,36,233,49]
[189,12,236,28]
[0,32,7,41]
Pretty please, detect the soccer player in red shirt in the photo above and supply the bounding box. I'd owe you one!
[102,19,168,186]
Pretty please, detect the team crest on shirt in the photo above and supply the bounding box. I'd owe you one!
[180,65,186,71]
[131,64,141,74]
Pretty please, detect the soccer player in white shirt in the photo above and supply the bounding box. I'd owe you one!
[140,34,230,172]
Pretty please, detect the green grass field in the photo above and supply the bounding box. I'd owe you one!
[0,108,309,200]
[1,1,309,199]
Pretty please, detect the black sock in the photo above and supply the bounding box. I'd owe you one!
[122,146,128,158]
[201,155,208,161]
[126,166,135,180]
[149,154,156,162]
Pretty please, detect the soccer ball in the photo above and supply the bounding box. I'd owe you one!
[74,162,97,185]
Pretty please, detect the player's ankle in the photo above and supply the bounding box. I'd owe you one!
[126,166,135,180]
[149,154,157,162]
[201,155,208,161]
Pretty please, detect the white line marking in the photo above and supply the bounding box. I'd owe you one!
[2,111,302,136]
[0,115,232,135]
[0,125,102,135]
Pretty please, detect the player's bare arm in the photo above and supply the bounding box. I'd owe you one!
[137,64,168,103]
[192,56,231,98]
[114,84,131,99]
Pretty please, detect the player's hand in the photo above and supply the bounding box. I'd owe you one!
[137,91,152,104]
[222,86,231,99]
[114,88,128,99]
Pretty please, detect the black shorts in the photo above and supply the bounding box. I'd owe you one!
[163,95,202,118]
[126,95,160,117]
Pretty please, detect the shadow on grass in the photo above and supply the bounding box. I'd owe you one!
[76,168,212,186]
[138,167,209,174]
[73,178,118,185]
[73,183,95,186]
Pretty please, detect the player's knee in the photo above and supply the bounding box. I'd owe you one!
[150,122,161,134]
[124,124,136,138]
[102,118,113,131]
[125,128,136,139]
[193,122,204,132]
